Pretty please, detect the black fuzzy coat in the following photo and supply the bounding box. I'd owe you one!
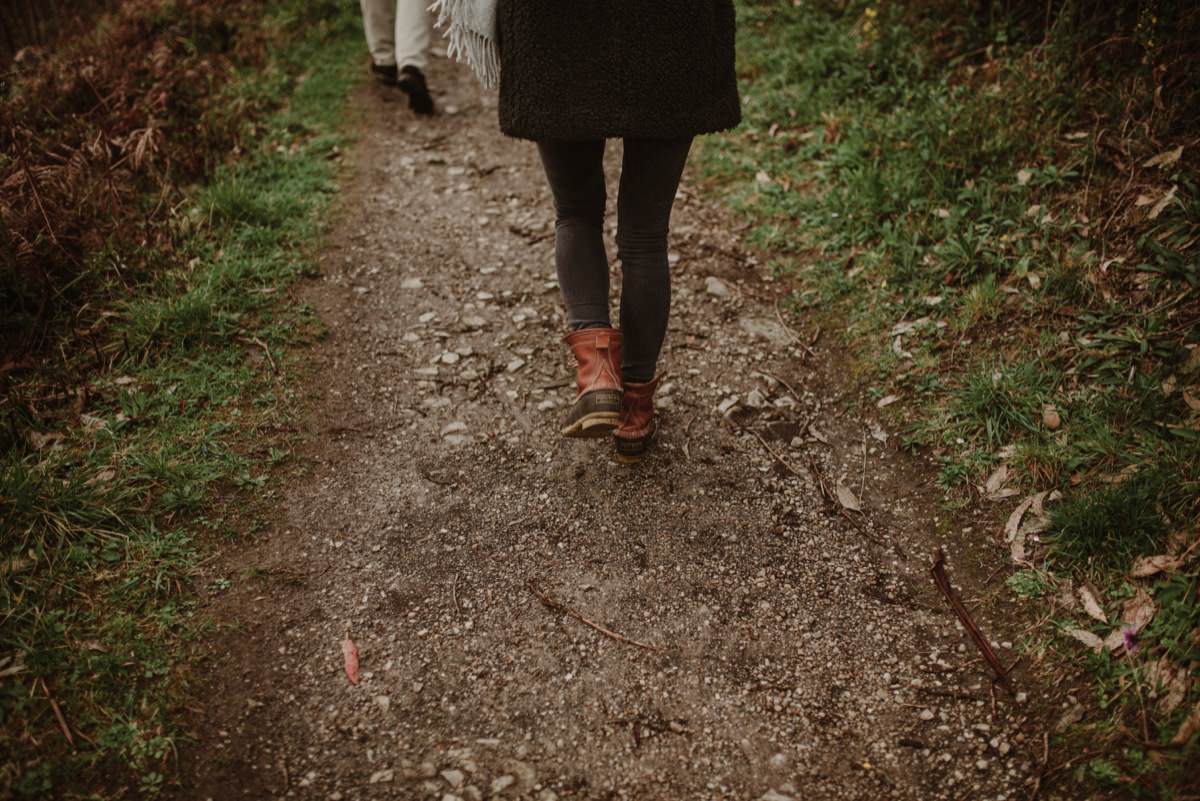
[496,0,741,141]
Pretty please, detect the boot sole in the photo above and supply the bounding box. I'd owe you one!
[613,421,657,463]
[561,390,622,439]
[561,411,620,439]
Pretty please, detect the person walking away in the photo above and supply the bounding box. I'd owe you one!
[502,1,740,462]
[432,0,740,462]
[359,0,435,114]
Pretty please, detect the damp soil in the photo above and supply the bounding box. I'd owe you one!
[174,58,1062,801]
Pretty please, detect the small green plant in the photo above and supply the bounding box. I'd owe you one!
[1005,569,1050,598]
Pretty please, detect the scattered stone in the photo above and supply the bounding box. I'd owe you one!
[441,421,468,438]
[419,311,437,323]
[401,277,424,289]
[745,388,767,409]
[739,316,791,344]
[441,769,465,789]
[462,315,488,329]
[369,769,394,784]
[506,358,526,372]
[373,695,390,713]
[919,708,936,721]
[760,791,795,801]
[491,775,516,794]
[440,351,461,365]
[718,395,739,414]
[705,276,731,298]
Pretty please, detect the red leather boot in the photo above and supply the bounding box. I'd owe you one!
[561,327,623,438]
[613,376,661,462]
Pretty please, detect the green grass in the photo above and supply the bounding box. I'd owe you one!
[0,2,358,795]
[701,0,1199,794]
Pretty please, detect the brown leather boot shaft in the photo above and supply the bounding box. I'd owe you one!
[564,327,623,398]
[615,376,661,441]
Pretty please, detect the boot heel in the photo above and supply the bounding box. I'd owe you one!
[561,390,622,438]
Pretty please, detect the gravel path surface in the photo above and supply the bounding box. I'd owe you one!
[178,59,1046,801]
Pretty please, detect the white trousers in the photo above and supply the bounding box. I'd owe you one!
[359,0,431,71]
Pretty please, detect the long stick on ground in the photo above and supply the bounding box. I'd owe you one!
[930,546,1013,693]
[527,581,666,654]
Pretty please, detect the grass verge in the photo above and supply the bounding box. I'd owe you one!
[701,0,1199,796]
[1,2,359,796]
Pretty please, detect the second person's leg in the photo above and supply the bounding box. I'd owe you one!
[359,0,397,79]
[393,0,432,72]
[393,0,434,114]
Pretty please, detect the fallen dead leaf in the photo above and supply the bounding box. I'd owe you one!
[1145,655,1191,715]
[1171,701,1200,746]
[1017,168,1033,185]
[1130,554,1183,578]
[1078,585,1107,624]
[28,431,64,450]
[835,481,862,512]
[1183,388,1200,412]
[876,394,900,409]
[1123,587,1157,633]
[985,465,1009,495]
[342,637,360,685]
[1143,145,1183,170]
[1066,628,1104,654]
[1148,185,1179,220]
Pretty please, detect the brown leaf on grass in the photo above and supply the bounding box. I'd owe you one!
[1143,145,1183,169]
[1066,628,1104,653]
[1183,388,1200,412]
[1078,585,1107,624]
[27,431,64,450]
[1006,490,1050,562]
[342,637,360,685]
[1123,588,1157,632]
[875,394,900,408]
[1145,656,1191,715]
[1171,702,1200,746]
[1141,185,1179,220]
[985,465,1008,495]
[835,481,862,512]
[1130,554,1184,578]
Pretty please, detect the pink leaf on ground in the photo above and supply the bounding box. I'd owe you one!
[342,637,360,685]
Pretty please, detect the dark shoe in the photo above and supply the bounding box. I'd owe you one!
[614,376,662,463]
[561,328,623,439]
[398,65,434,116]
[370,62,398,86]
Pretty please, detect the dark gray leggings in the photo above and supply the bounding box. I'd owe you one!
[536,137,693,384]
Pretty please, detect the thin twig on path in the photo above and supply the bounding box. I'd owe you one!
[740,423,807,479]
[754,370,803,405]
[526,581,666,654]
[774,297,816,359]
[42,680,76,750]
[930,547,1014,693]
[1028,731,1049,801]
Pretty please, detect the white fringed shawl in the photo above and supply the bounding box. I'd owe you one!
[428,0,499,88]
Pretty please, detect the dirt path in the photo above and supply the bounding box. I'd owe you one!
[178,59,1044,801]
